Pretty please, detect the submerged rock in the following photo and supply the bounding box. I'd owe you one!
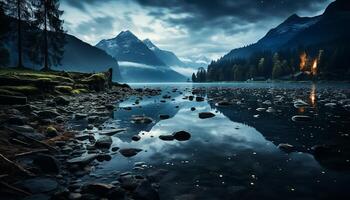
[119,148,143,157]
[173,131,191,141]
[291,115,312,122]
[132,135,141,141]
[277,143,296,153]
[216,101,232,106]
[159,114,170,120]
[159,135,175,141]
[132,116,153,124]
[198,112,215,119]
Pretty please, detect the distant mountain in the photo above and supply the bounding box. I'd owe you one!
[96,30,165,66]
[222,0,350,60]
[142,38,210,76]
[143,39,184,67]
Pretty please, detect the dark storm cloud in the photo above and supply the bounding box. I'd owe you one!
[135,0,330,31]
[63,0,114,11]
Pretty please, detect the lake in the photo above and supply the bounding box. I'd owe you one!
[84,82,350,200]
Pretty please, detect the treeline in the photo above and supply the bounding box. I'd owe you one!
[0,0,65,70]
[192,39,350,82]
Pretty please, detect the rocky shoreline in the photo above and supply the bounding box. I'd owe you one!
[0,69,163,200]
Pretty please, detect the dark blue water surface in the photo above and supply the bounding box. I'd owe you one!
[88,82,350,200]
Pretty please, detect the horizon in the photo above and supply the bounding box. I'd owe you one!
[61,0,333,61]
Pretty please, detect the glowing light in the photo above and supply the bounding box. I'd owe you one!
[312,59,317,75]
[300,52,307,71]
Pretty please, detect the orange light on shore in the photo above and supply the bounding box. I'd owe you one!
[312,59,317,75]
[300,52,307,71]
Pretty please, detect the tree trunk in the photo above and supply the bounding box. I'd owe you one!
[17,0,23,68]
[43,0,49,71]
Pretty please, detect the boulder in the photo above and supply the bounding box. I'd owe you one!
[95,136,112,149]
[119,148,142,157]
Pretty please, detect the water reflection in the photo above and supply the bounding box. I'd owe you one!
[309,84,317,107]
[89,83,350,200]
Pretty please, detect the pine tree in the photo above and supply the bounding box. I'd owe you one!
[191,73,197,82]
[31,0,65,71]
[6,0,32,68]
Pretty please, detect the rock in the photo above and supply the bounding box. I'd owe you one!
[46,126,58,137]
[111,147,120,152]
[133,180,160,200]
[7,116,26,125]
[119,148,142,157]
[33,153,60,174]
[67,154,98,166]
[188,96,194,101]
[159,135,174,141]
[75,134,92,141]
[68,193,82,200]
[132,135,141,141]
[55,116,65,123]
[293,99,308,108]
[96,154,112,162]
[16,178,58,193]
[132,116,153,124]
[277,143,296,153]
[196,96,204,102]
[95,136,112,149]
[81,183,114,196]
[0,95,27,105]
[198,112,215,119]
[159,114,170,120]
[256,108,266,112]
[100,129,126,136]
[23,194,50,200]
[75,113,88,120]
[291,115,312,122]
[118,175,140,191]
[266,107,276,113]
[54,96,70,106]
[216,101,232,106]
[324,102,337,108]
[173,131,191,141]
[190,107,196,111]
[37,110,60,119]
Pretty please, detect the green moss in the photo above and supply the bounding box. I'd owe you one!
[55,85,73,94]
[72,89,89,94]
[82,73,106,83]
[0,68,74,83]
[0,85,40,95]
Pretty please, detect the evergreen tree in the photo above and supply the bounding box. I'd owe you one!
[191,73,197,82]
[6,0,32,68]
[31,0,65,71]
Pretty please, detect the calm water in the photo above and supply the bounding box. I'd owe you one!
[88,82,350,200]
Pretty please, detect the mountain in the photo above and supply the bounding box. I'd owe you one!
[142,39,184,66]
[0,15,121,80]
[96,30,165,66]
[222,0,350,60]
[96,31,187,82]
[53,34,121,80]
[142,38,210,76]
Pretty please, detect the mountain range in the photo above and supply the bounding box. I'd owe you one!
[222,0,350,61]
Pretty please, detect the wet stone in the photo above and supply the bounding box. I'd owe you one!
[173,131,191,141]
[291,115,312,122]
[198,112,216,119]
[159,135,175,141]
[119,148,143,157]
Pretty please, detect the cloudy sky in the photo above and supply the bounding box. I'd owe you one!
[60,0,333,60]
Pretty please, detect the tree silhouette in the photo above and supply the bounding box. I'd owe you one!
[6,0,32,68]
[31,0,65,71]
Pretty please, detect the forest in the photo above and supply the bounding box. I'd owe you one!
[193,37,350,82]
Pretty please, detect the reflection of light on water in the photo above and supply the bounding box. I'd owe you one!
[309,84,317,107]
[298,107,305,113]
